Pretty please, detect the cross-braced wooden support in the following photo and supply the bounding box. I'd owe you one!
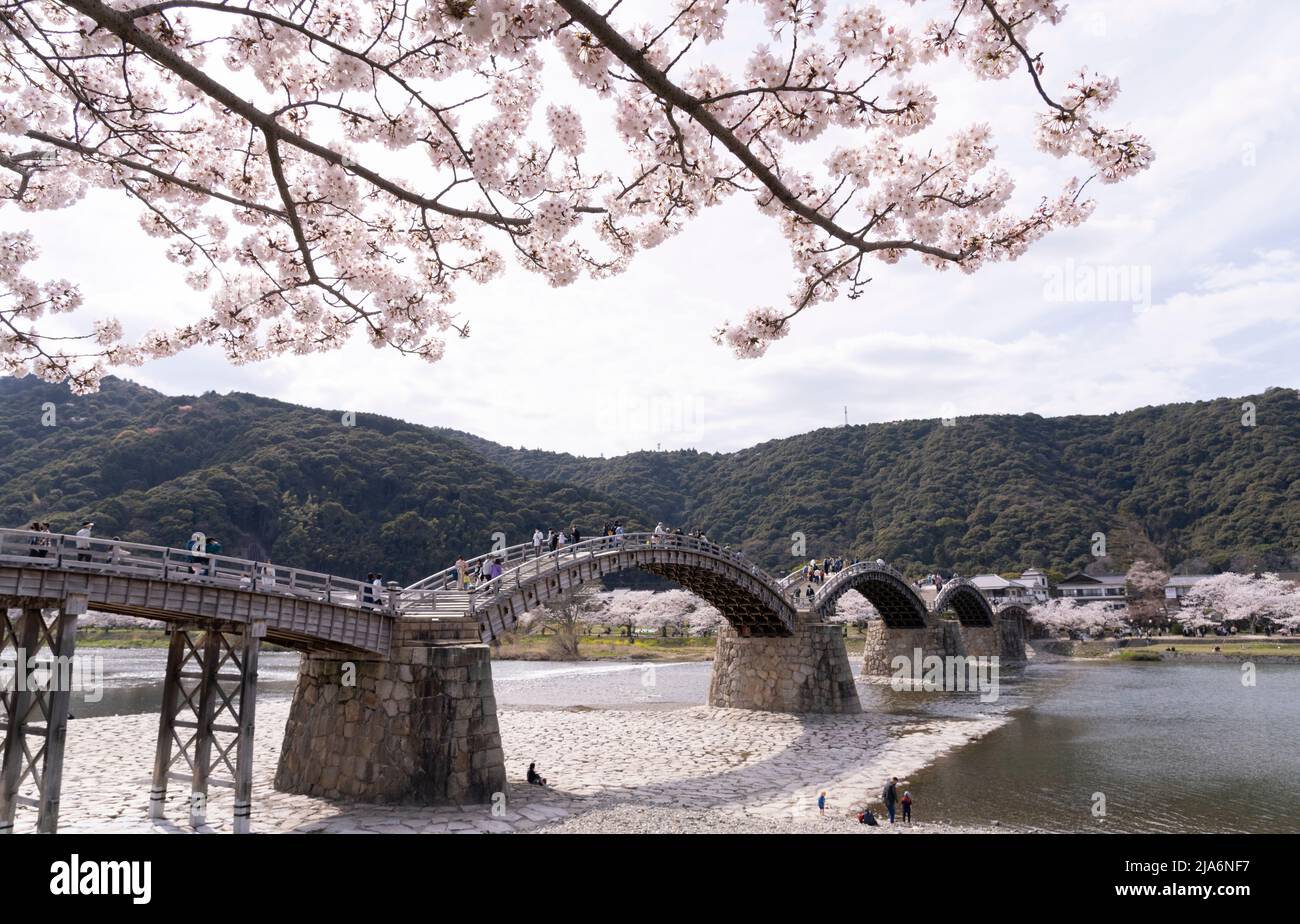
[149,621,263,833]
[0,594,87,834]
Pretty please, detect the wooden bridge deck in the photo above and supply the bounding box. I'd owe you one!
[0,530,392,654]
[401,533,800,639]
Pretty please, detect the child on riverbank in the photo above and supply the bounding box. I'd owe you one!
[901,790,913,824]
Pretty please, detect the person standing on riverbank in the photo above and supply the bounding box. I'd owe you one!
[818,791,827,817]
[901,790,913,825]
[883,777,899,824]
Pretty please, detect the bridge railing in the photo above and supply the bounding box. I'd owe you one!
[398,531,796,616]
[806,559,920,608]
[777,558,867,590]
[778,565,806,588]
[404,538,543,594]
[0,528,381,611]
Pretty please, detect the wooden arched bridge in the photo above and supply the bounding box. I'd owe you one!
[1,527,1027,834]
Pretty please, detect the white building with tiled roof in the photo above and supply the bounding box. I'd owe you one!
[1057,571,1128,603]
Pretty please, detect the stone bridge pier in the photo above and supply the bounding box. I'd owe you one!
[708,612,861,714]
[861,607,1029,676]
[275,618,506,804]
[861,619,961,676]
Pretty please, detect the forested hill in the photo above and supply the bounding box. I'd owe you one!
[0,377,651,584]
[436,388,1300,576]
[2,375,1297,582]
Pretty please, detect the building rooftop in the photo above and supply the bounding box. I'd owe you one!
[970,574,1014,590]
[1058,572,1128,587]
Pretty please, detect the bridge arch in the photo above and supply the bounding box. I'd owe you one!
[811,562,929,628]
[995,603,1032,623]
[932,579,995,627]
[406,534,798,640]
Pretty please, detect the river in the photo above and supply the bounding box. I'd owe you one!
[59,649,1300,833]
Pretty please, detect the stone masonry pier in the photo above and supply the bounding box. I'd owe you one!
[274,618,506,804]
[861,610,1028,676]
[708,612,861,714]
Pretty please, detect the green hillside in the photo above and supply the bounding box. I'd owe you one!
[0,377,649,584]
[437,390,1300,575]
[2,376,1297,581]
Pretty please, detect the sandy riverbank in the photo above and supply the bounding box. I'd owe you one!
[21,694,1014,834]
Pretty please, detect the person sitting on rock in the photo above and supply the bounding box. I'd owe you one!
[527,762,547,786]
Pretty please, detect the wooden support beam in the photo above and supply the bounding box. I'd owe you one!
[189,629,222,827]
[35,593,85,833]
[148,626,188,821]
[231,621,263,834]
[0,606,42,834]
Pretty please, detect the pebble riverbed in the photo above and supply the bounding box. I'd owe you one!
[20,698,1013,834]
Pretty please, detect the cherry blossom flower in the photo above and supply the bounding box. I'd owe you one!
[1,0,1151,387]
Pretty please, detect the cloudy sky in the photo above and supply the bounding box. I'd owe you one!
[19,0,1300,456]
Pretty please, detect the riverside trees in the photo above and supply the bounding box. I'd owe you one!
[1175,573,1300,635]
[523,587,722,643]
[3,0,1150,389]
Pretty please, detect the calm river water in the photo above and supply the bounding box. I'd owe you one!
[65,649,1300,833]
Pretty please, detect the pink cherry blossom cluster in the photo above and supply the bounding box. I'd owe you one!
[525,588,724,636]
[1028,598,1128,634]
[0,230,138,391]
[1,0,1151,387]
[1179,573,1300,632]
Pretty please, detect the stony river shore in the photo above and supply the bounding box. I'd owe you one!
[28,697,1012,834]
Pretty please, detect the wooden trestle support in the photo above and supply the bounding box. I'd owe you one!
[2,605,264,834]
[149,621,264,834]
[0,594,87,834]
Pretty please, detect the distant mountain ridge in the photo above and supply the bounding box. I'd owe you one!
[2,376,1297,583]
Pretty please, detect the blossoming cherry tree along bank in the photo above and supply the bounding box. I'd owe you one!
[0,0,1153,390]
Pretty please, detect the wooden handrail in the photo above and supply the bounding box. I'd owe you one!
[397,532,801,616]
[0,527,376,611]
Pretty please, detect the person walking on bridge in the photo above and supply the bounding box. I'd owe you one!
[455,555,469,589]
[547,529,558,553]
[26,521,50,558]
[205,536,223,576]
[75,520,94,563]
[532,528,544,557]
